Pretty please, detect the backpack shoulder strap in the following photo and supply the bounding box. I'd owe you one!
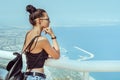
[22,35,39,54]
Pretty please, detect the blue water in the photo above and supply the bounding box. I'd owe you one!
[0,25,120,80]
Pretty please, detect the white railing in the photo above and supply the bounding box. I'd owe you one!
[45,59,120,80]
[0,50,120,80]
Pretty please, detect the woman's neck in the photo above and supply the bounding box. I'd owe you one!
[33,25,42,36]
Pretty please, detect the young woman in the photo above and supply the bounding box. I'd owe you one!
[22,5,60,80]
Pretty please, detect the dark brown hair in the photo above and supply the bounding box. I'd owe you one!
[26,5,46,25]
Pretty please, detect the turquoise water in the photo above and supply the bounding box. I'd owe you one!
[0,25,120,80]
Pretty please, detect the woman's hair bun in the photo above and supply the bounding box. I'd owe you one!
[26,5,37,14]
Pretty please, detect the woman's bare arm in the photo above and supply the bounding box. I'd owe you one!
[42,37,60,59]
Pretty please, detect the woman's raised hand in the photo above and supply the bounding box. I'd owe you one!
[43,27,55,37]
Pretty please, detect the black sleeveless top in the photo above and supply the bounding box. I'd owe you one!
[26,49,48,69]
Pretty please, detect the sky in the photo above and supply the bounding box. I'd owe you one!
[0,0,120,27]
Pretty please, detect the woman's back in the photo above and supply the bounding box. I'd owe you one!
[24,30,43,54]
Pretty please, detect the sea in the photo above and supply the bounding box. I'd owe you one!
[0,24,120,80]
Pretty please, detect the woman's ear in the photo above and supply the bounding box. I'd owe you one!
[38,18,41,24]
[35,18,41,24]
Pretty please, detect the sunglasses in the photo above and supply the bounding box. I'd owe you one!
[40,18,50,21]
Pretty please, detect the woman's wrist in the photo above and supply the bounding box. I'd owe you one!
[51,36,56,39]
[50,34,56,39]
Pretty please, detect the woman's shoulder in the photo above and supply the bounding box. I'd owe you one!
[37,36,49,42]
[37,36,50,46]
